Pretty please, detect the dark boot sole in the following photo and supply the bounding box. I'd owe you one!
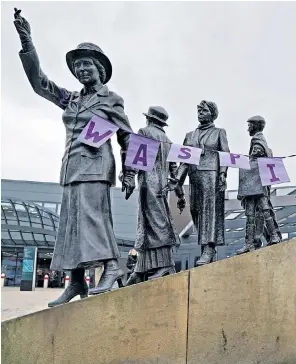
[88,277,124,295]
[48,292,88,308]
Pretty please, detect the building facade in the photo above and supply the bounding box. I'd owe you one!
[2,179,296,287]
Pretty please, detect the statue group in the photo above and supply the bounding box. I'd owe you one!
[14,9,281,307]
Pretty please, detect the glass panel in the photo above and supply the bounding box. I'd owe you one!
[57,204,61,215]
[9,231,22,240]
[2,230,10,239]
[22,232,35,243]
[33,233,45,242]
[28,206,41,216]
[1,252,17,286]
[2,201,16,218]
[33,202,43,207]
[45,235,56,242]
[18,220,31,226]
[43,203,57,213]
[42,217,54,229]
[6,216,18,225]
[30,216,42,227]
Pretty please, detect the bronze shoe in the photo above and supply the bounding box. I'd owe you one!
[88,259,124,295]
[236,239,262,255]
[125,272,145,286]
[195,245,216,266]
[48,283,88,308]
[148,267,176,281]
[48,268,88,308]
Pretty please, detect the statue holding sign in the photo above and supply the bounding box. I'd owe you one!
[174,101,230,265]
[237,116,281,254]
[14,9,136,306]
[126,107,185,286]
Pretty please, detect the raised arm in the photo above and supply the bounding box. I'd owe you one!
[14,9,72,110]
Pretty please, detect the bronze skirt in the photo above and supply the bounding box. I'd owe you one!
[51,181,120,271]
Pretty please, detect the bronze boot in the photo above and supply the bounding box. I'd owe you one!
[125,272,145,286]
[195,245,216,266]
[88,259,124,295]
[236,223,256,255]
[48,268,88,308]
[148,266,176,280]
[265,218,281,246]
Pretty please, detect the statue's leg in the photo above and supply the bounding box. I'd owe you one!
[191,208,215,266]
[195,243,216,266]
[48,268,88,308]
[253,208,264,249]
[236,198,256,255]
[88,259,124,295]
[260,197,281,245]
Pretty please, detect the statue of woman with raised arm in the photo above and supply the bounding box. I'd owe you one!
[13,9,136,307]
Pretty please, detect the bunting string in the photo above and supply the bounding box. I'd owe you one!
[82,103,296,159]
[76,102,294,186]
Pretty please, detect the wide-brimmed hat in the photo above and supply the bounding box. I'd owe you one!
[143,106,169,126]
[66,43,112,84]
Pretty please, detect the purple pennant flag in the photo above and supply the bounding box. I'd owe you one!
[219,152,250,170]
[78,115,119,148]
[125,134,160,172]
[167,143,202,165]
[258,157,290,186]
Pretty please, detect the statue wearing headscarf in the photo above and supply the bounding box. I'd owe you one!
[175,100,230,265]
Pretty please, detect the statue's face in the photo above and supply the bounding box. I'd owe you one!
[73,57,101,85]
[248,122,257,136]
[197,101,212,124]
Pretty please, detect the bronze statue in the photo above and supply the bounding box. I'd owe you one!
[126,106,185,286]
[175,100,230,265]
[237,116,281,254]
[13,9,136,306]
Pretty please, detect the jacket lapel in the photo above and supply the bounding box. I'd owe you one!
[77,85,109,114]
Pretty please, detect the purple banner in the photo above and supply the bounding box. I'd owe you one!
[258,157,290,186]
[219,152,250,170]
[125,134,160,171]
[167,144,202,165]
[78,115,119,148]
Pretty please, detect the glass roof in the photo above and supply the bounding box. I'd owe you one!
[1,199,59,247]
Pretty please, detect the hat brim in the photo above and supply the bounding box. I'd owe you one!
[143,113,168,126]
[66,48,112,84]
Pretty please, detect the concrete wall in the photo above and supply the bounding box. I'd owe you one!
[187,239,296,364]
[2,240,296,364]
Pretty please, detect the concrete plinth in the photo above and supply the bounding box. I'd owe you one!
[2,239,296,364]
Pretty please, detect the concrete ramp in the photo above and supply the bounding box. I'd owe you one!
[2,239,296,364]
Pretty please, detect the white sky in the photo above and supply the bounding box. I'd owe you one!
[1,1,296,189]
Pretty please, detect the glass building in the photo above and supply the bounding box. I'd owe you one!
[1,199,59,286]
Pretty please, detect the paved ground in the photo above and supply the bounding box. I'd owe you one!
[1,287,80,322]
